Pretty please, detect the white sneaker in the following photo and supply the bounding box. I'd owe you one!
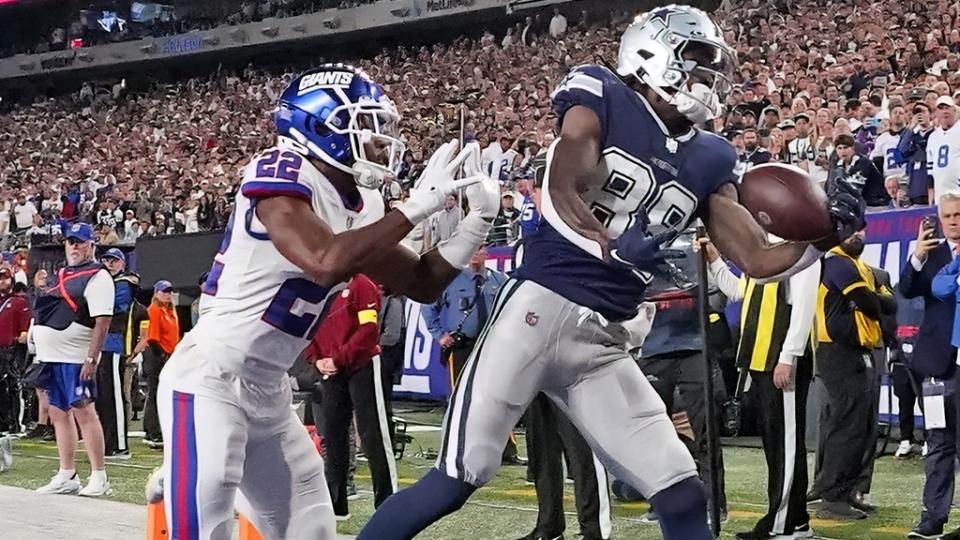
[145,468,164,504]
[78,474,112,497]
[0,436,12,472]
[36,473,81,494]
[895,440,914,458]
[922,442,929,457]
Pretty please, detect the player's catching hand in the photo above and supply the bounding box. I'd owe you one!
[397,140,485,225]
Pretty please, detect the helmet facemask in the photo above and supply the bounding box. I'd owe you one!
[617,8,737,125]
[328,98,406,189]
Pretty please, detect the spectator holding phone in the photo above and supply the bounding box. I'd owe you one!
[902,194,960,539]
[897,102,935,205]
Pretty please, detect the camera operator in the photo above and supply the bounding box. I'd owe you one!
[902,195,960,539]
[422,244,522,465]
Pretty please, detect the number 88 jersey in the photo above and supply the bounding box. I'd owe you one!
[197,145,384,378]
[513,64,739,322]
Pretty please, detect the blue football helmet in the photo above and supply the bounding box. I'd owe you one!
[274,64,405,189]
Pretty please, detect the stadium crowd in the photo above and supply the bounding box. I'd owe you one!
[3,0,959,251]
[1,0,957,248]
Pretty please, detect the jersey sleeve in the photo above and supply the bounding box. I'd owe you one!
[84,269,116,318]
[550,65,610,136]
[240,148,315,203]
[823,257,866,296]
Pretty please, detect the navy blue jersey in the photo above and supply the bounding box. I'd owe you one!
[518,193,540,239]
[513,65,738,321]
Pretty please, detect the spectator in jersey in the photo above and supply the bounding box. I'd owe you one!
[133,280,180,449]
[829,134,890,210]
[897,102,935,205]
[32,222,114,497]
[926,96,960,199]
[307,274,395,520]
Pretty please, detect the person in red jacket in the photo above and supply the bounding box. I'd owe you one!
[0,264,31,433]
[306,273,396,519]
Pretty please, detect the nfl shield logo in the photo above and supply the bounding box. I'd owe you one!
[525,312,539,326]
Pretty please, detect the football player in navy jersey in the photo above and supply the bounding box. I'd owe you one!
[359,6,864,540]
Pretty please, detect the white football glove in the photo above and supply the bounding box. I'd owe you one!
[396,140,484,224]
[436,141,497,269]
[622,302,657,352]
[461,142,500,221]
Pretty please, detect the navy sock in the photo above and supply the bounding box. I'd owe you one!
[356,468,476,540]
[649,477,713,540]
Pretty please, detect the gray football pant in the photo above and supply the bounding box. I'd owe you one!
[436,278,698,497]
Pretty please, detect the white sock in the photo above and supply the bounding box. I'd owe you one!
[58,468,76,480]
[90,469,107,483]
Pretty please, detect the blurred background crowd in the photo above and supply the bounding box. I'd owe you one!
[0,0,957,249]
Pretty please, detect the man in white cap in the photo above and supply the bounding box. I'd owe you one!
[927,95,960,199]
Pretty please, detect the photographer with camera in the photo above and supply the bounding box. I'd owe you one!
[903,195,960,539]
[422,244,522,465]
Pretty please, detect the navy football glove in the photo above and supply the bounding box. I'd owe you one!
[608,214,684,274]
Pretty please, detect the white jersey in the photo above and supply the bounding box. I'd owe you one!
[871,130,906,178]
[926,122,960,199]
[196,146,384,378]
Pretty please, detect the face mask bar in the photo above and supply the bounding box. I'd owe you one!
[327,100,407,188]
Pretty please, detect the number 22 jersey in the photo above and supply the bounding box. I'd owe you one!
[513,64,739,321]
[197,145,384,378]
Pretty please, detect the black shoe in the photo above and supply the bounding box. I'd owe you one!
[144,438,164,449]
[41,425,55,441]
[105,450,132,461]
[847,493,876,513]
[815,500,867,521]
[22,424,45,439]
[515,534,563,540]
[805,490,822,503]
[909,522,945,539]
[735,530,769,540]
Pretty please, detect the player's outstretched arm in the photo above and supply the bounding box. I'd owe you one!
[704,183,811,279]
[539,105,611,259]
[257,195,420,287]
[706,180,864,281]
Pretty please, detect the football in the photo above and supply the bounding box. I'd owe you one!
[738,164,834,242]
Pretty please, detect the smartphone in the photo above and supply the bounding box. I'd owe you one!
[922,216,940,239]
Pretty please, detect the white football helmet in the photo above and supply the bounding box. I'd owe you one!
[617,5,737,124]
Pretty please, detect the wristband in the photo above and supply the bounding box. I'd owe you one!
[437,213,492,269]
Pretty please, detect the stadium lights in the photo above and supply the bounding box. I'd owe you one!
[140,43,157,54]
[290,23,306,33]
[230,29,247,43]
[77,53,94,62]
[203,36,220,46]
[260,26,279,37]
[322,17,340,29]
[18,61,35,72]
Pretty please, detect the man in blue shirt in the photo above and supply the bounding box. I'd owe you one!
[422,245,521,464]
[423,244,506,389]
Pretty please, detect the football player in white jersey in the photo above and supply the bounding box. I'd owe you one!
[150,64,500,540]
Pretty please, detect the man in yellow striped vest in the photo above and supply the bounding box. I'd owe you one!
[809,228,889,521]
[704,238,820,540]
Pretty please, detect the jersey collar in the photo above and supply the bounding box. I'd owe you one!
[634,91,695,143]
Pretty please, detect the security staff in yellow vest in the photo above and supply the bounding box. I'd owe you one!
[808,228,890,521]
[703,237,820,540]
